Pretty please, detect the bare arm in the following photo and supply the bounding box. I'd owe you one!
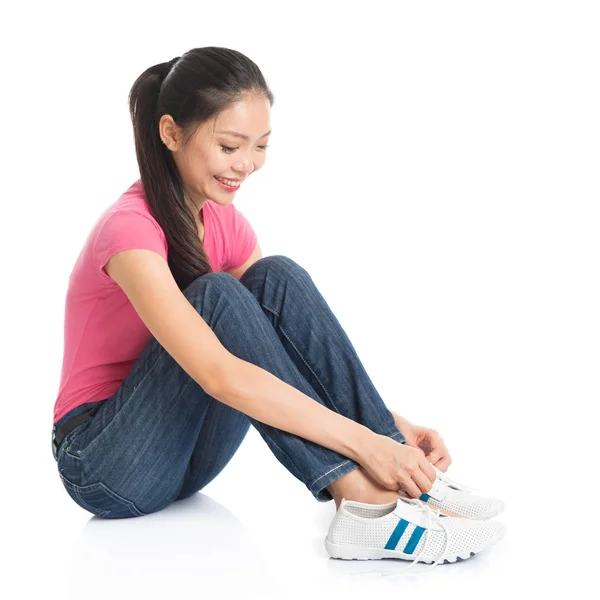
[212,356,375,463]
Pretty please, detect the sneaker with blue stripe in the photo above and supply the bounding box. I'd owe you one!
[325,496,506,576]
[403,465,506,520]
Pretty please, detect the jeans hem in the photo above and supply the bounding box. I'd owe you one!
[309,430,406,502]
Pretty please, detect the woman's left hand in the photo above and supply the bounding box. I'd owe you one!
[392,413,452,472]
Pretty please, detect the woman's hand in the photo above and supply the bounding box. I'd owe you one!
[391,412,452,472]
[356,433,437,498]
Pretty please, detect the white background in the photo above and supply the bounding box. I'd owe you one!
[1,0,598,597]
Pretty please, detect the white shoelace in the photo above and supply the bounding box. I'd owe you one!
[433,465,478,493]
[349,498,451,578]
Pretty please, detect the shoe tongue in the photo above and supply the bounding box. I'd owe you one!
[427,478,449,502]
[393,497,423,519]
[392,497,441,530]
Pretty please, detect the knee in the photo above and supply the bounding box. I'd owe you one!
[182,256,311,307]
[243,254,310,281]
[183,271,246,299]
[182,271,259,312]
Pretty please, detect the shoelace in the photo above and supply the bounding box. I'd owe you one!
[433,465,478,493]
[349,498,451,578]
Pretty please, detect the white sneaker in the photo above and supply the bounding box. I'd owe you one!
[403,465,506,520]
[325,496,506,576]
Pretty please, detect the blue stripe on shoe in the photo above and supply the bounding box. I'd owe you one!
[384,518,409,550]
[420,493,431,502]
[403,526,426,554]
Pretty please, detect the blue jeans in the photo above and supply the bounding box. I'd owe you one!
[52,255,406,518]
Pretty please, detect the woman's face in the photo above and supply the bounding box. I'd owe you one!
[160,94,271,213]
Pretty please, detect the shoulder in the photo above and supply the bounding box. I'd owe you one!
[98,180,164,235]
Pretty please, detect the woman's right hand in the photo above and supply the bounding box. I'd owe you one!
[356,433,437,498]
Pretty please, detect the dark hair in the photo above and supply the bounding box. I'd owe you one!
[128,47,275,291]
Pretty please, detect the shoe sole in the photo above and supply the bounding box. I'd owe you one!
[324,523,506,564]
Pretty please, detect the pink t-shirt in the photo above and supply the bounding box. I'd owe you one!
[52,179,257,424]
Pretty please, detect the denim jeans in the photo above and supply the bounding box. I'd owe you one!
[52,255,406,518]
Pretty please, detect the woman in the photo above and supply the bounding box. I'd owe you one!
[51,46,505,571]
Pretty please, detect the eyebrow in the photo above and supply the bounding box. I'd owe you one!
[216,129,271,140]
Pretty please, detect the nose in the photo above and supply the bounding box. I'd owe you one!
[233,157,255,177]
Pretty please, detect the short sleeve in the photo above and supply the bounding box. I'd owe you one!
[222,204,258,271]
[94,210,168,281]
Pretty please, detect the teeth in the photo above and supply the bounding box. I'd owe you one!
[216,176,239,187]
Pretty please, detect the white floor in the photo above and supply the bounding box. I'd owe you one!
[11,420,588,600]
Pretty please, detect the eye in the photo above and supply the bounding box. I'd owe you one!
[220,144,270,154]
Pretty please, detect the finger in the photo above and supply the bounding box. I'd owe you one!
[398,470,423,499]
[412,464,435,494]
[425,435,448,464]
[419,458,437,485]
[427,448,444,466]
[435,456,452,472]
[398,482,422,499]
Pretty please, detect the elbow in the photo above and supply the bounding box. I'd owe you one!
[201,355,235,399]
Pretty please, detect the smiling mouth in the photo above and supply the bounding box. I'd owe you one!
[214,176,242,186]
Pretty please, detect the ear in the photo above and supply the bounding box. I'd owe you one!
[159,114,183,151]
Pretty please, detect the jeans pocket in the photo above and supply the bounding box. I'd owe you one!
[59,472,147,519]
